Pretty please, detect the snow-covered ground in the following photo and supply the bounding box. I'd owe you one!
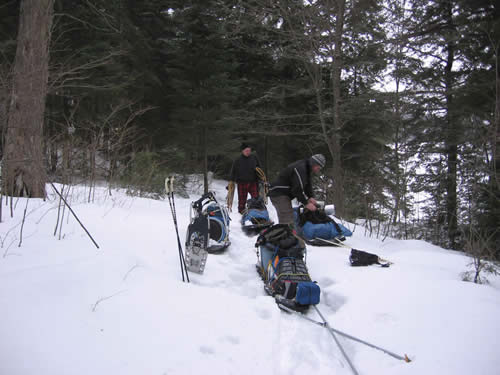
[1,179,499,375]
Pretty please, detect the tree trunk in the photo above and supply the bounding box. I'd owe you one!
[3,0,54,198]
[494,39,500,194]
[392,76,402,226]
[330,0,346,217]
[492,38,500,258]
[203,125,208,194]
[0,82,8,158]
[444,4,459,249]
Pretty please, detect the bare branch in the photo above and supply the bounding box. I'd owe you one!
[49,50,126,93]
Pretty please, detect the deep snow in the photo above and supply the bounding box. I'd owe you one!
[1,178,499,375]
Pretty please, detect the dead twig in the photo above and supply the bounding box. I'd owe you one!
[18,198,29,247]
[122,263,142,282]
[91,290,126,312]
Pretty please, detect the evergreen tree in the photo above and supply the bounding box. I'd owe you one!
[402,0,490,249]
[162,1,246,191]
[45,0,172,184]
[457,0,500,257]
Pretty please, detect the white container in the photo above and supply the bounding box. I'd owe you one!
[324,204,335,216]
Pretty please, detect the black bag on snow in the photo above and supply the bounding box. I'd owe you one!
[349,249,389,267]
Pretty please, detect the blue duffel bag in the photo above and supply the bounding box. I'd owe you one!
[302,220,352,240]
[295,281,321,305]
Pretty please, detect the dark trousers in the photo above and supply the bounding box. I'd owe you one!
[270,195,295,225]
[237,182,258,213]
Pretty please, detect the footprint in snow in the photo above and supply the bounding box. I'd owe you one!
[228,271,251,284]
[199,345,216,355]
[317,276,336,287]
[374,312,397,324]
[218,335,240,345]
[321,290,347,312]
[255,306,273,320]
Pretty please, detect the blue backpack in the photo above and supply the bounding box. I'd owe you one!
[295,208,352,240]
[206,203,230,243]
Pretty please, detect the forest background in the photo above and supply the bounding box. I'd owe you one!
[0,0,498,261]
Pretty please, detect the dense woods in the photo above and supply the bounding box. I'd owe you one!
[0,0,498,257]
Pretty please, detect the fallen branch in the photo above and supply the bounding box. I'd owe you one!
[91,290,125,312]
[50,182,99,249]
[18,198,29,247]
[122,263,142,282]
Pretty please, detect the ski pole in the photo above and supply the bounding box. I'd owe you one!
[167,177,189,282]
[170,177,189,282]
[313,305,360,375]
[279,304,410,362]
[314,237,351,248]
[165,177,189,283]
[50,182,99,249]
[169,177,190,282]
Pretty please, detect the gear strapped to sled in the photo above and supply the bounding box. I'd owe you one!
[256,224,320,312]
[241,196,273,235]
[255,224,297,249]
[295,206,352,245]
[185,192,231,274]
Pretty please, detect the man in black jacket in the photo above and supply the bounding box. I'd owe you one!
[230,143,261,214]
[268,154,325,225]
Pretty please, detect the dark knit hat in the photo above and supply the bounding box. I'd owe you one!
[311,154,326,168]
[240,142,251,151]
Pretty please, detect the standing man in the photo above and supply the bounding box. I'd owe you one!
[268,154,325,225]
[229,143,261,214]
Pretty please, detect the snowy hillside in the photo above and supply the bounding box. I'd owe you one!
[1,179,499,375]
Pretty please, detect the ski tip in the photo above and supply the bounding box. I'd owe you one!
[404,354,411,363]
